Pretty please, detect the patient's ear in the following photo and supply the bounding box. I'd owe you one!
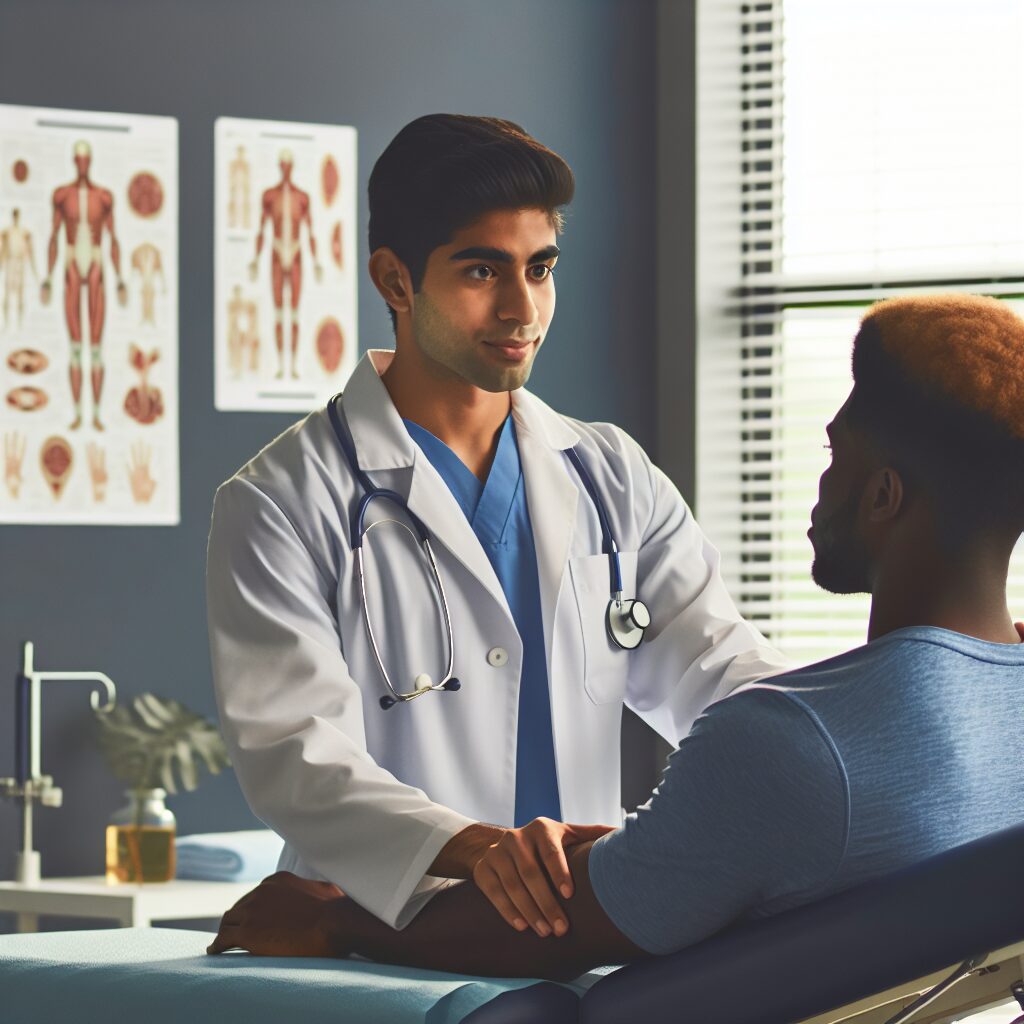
[864,467,904,524]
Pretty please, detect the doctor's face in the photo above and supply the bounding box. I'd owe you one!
[409,207,559,392]
[809,396,873,595]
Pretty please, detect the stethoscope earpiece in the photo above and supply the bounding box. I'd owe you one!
[443,678,462,692]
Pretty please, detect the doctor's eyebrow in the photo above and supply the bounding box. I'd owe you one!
[449,245,560,265]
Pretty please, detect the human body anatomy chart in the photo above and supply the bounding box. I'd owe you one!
[0,104,178,525]
[215,117,357,412]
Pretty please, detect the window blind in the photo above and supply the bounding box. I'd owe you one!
[697,0,1024,663]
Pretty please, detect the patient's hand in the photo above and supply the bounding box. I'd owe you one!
[207,871,348,958]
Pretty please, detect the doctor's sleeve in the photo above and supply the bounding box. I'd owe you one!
[587,689,849,955]
[625,447,792,743]
[205,476,474,928]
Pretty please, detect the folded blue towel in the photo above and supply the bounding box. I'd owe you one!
[175,829,284,883]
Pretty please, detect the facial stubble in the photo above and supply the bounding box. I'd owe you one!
[810,488,872,596]
[411,291,538,393]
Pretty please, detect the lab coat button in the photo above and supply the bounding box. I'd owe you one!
[486,647,509,668]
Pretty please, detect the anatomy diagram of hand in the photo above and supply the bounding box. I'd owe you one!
[127,441,157,503]
[4,431,25,498]
[87,442,108,501]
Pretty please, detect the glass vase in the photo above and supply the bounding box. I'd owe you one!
[105,788,176,884]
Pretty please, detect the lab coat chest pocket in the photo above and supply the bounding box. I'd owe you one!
[568,551,638,704]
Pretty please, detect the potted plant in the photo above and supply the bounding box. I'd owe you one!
[95,693,230,883]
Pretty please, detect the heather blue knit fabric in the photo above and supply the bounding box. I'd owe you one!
[589,626,1024,954]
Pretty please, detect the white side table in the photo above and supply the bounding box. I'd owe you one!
[0,876,254,933]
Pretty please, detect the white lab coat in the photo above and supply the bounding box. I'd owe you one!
[206,350,789,927]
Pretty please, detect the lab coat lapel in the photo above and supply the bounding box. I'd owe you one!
[342,351,511,618]
[512,390,581,676]
[405,454,512,618]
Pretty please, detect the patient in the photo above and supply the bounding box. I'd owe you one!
[208,294,1024,981]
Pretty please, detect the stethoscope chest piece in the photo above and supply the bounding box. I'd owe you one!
[606,597,650,650]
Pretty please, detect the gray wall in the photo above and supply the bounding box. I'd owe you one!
[0,0,682,920]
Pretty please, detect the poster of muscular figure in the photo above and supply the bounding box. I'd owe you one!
[214,116,357,411]
[0,104,178,525]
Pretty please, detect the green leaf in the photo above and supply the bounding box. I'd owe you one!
[133,693,176,730]
[174,737,198,792]
[94,693,230,794]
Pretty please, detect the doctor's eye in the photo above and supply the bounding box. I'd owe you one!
[529,264,555,281]
[467,265,496,281]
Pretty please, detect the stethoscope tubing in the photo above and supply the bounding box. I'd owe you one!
[563,446,623,596]
[327,394,646,707]
[355,525,458,705]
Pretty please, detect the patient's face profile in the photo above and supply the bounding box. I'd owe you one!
[810,396,873,595]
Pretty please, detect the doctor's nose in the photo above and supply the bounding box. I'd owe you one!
[496,277,540,330]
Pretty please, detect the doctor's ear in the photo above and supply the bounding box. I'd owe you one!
[865,467,905,525]
[369,248,414,316]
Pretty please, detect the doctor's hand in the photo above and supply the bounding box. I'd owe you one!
[471,818,616,939]
[207,871,349,958]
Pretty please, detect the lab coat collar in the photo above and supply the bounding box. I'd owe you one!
[339,350,417,472]
[342,350,512,620]
[338,350,584,646]
[510,388,581,452]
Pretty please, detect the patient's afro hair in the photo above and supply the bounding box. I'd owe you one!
[847,293,1024,539]
[859,294,1024,440]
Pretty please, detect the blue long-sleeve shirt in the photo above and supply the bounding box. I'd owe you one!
[589,626,1024,954]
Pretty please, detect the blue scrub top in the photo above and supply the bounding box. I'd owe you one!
[404,415,562,827]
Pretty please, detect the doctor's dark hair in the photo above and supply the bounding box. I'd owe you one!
[845,294,1024,547]
[368,114,575,331]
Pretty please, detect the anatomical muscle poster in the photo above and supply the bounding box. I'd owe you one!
[0,104,179,525]
[214,116,357,412]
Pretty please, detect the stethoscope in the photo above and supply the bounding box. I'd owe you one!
[328,396,650,710]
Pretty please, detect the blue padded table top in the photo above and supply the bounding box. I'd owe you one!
[0,927,584,1024]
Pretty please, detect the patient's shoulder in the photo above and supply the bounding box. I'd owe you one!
[700,683,842,755]
[678,687,850,809]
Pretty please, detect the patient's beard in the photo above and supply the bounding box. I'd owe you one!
[811,491,871,595]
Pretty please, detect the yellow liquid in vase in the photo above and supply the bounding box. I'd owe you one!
[105,825,176,883]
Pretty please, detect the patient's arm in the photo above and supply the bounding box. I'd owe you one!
[208,843,647,981]
[211,689,852,973]
[334,841,648,980]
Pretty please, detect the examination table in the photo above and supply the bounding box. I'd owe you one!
[1,820,1021,1024]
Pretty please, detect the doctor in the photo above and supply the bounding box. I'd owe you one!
[206,113,788,940]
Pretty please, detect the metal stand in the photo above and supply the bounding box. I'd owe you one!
[881,955,988,1024]
[0,641,117,883]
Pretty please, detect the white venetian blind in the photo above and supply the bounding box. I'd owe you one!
[697,0,1024,663]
